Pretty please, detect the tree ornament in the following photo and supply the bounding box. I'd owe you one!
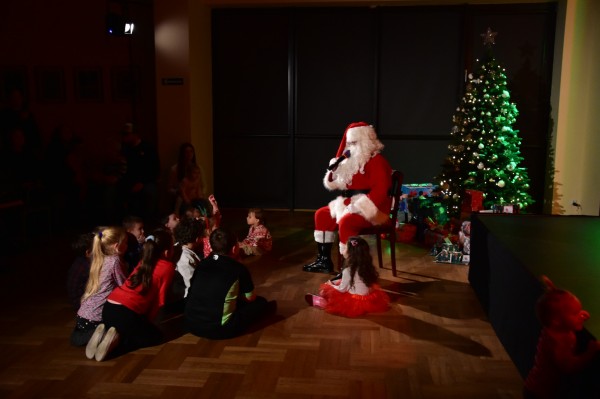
[497,180,505,188]
[477,162,484,169]
[478,143,484,149]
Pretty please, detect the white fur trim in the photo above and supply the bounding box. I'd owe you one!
[328,197,348,223]
[352,194,390,225]
[346,125,376,142]
[314,230,336,243]
[323,167,347,191]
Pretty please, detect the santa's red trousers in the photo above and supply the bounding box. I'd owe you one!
[314,206,373,244]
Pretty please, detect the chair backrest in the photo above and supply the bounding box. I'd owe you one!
[388,170,404,223]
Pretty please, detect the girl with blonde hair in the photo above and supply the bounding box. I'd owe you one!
[70,226,128,348]
[87,228,176,362]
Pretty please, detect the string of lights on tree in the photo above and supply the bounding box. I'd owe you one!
[436,27,534,216]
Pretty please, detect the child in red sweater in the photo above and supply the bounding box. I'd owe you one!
[238,208,272,256]
[85,228,175,361]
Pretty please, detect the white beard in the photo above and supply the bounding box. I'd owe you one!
[333,138,383,187]
[334,150,372,187]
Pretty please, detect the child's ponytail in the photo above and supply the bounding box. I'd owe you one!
[127,228,173,294]
[346,236,379,288]
[82,226,126,301]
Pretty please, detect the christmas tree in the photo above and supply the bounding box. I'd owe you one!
[437,28,534,216]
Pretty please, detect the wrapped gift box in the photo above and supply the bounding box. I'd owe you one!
[492,204,520,214]
[462,189,484,213]
[396,223,417,243]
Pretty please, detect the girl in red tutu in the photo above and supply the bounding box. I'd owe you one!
[305,236,390,317]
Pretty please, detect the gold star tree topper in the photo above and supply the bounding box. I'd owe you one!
[481,27,498,46]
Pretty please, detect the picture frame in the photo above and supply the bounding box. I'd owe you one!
[35,67,66,103]
[74,67,103,102]
[110,66,139,102]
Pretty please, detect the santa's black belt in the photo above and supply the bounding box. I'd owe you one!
[340,189,370,198]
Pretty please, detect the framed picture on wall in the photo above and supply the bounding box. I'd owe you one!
[35,67,66,103]
[0,66,29,103]
[110,66,139,102]
[74,67,103,102]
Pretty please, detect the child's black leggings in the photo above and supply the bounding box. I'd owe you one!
[102,302,163,356]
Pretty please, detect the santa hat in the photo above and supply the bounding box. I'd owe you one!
[335,122,378,157]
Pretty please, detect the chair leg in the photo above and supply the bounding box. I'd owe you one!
[390,233,397,277]
[375,235,383,269]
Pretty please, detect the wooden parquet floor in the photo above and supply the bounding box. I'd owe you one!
[0,210,523,398]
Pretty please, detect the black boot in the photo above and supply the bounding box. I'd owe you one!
[303,243,334,273]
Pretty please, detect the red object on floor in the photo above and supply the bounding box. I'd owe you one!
[396,223,417,243]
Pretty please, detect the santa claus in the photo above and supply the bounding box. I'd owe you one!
[303,122,392,273]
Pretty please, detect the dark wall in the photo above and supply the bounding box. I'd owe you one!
[212,4,556,212]
[0,0,156,145]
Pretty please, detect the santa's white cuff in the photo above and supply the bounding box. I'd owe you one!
[314,230,336,243]
[323,165,346,191]
[328,197,347,223]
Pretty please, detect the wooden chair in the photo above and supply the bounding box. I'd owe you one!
[338,170,404,277]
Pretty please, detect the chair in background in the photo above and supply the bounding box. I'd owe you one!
[338,170,404,277]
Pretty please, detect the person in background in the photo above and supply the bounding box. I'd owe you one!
[162,212,180,233]
[0,87,41,154]
[119,123,160,224]
[184,228,276,340]
[45,124,85,229]
[238,208,272,256]
[173,217,204,297]
[305,236,389,317]
[66,231,94,310]
[87,229,176,362]
[168,142,198,212]
[174,164,205,216]
[70,227,128,347]
[0,126,40,199]
[523,276,600,399]
[122,215,145,274]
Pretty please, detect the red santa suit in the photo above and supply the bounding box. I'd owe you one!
[313,122,392,256]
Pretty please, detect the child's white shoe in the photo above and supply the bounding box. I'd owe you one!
[85,324,105,360]
[94,327,119,362]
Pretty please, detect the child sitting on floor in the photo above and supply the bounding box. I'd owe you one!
[70,227,128,347]
[173,217,204,297]
[523,276,600,398]
[122,215,145,274]
[198,194,222,258]
[305,236,389,317]
[86,229,176,361]
[238,208,272,256]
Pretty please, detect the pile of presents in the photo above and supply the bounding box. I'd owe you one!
[395,185,521,264]
[395,184,477,265]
